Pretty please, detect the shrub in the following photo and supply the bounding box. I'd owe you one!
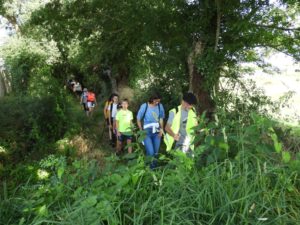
[0,95,80,164]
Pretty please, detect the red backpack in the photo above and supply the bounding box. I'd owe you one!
[87,92,95,102]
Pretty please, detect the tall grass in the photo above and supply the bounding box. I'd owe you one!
[1,113,300,225]
[1,149,299,225]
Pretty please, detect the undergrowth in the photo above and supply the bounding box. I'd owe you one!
[1,111,300,225]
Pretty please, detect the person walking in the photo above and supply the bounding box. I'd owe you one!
[137,93,165,169]
[107,93,119,147]
[80,88,89,116]
[164,93,198,155]
[74,81,82,98]
[86,90,97,116]
[103,94,113,140]
[115,99,134,154]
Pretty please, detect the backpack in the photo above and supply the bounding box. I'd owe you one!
[87,92,95,102]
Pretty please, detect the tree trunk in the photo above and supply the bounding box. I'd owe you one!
[116,66,134,100]
[190,70,215,118]
[0,72,6,97]
[214,0,221,53]
[188,1,221,118]
[106,68,117,93]
[0,70,11,97]
[187,41,215,118]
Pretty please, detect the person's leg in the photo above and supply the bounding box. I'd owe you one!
[106,118,112,140]
[110,117,116,147]
[143,133,154,157]
[89,102,95,116]
[86,102,91,116]
[149,133,161,169]
[116,135,123,154]
[126,136,132,153]
[153,133,161,157]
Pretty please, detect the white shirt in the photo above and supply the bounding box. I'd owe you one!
[108,103,118,118]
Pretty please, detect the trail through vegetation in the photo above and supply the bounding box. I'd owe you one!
[0,0,300,224]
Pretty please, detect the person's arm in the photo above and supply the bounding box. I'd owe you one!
[116,120,121,136]
[165,123,180,141]
[108,107,112,128]
[165,123,175,137]
[137,120,142,130]
[136,105,144,130]
[130,112,134,131]
[130,120,134,131]
[159,118,164,137]
[158,104,165,136]
[165,111,180,141]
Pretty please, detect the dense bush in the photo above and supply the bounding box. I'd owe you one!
[0,95,82,164]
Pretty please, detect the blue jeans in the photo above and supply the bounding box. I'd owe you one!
[144,129,161,169]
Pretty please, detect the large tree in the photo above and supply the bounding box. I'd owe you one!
[22,0,300,113]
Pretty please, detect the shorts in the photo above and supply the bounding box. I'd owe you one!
[87,101,95,108]
[118,134,133,142]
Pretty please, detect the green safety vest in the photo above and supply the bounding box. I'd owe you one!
[164,105,198,151]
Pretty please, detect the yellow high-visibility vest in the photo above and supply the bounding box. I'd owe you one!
[164,106,198,151]
[104,101,112,119]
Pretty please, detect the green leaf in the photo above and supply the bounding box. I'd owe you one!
[218,142,229,152]
[57,166,64,179]
[274,142,282,153]
[282,151,291,163]
[18,218,25,225]
[37,205,48,216]
[81,196,98,208]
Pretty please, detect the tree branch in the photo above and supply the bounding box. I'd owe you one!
[254,23,300,32]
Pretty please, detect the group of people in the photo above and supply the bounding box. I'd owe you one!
[67,79,98,116]
[103,92,198,169]
[104,94,133,154]
[69,83,199,169]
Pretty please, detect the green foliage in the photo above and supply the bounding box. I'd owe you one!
[24,0,300,105]
[0,36,61,96]
[0,95,81,164]
[1,113,300,225]
[1,1,300,224]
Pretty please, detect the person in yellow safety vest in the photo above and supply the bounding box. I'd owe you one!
[103,94,114,126]
[164,93,198,154]
[103,94,114,141]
